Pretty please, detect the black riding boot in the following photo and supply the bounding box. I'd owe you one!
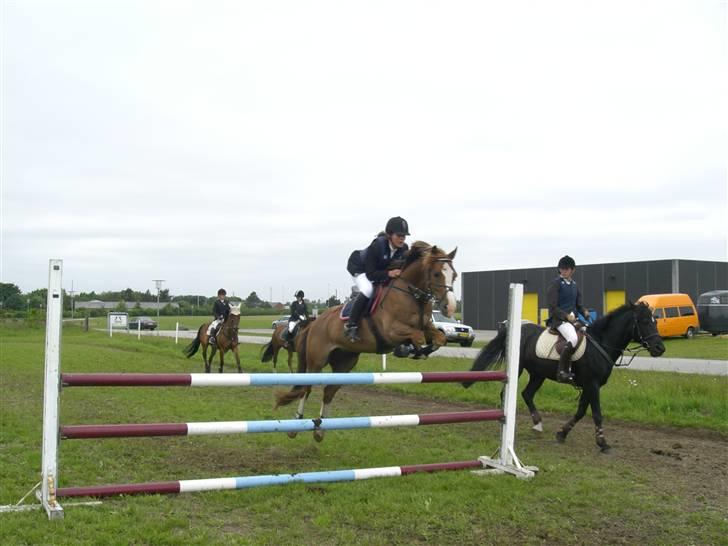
[344,294,368,342]
[557,342,576,383]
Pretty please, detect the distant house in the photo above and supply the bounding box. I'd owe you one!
[75,300,179,310]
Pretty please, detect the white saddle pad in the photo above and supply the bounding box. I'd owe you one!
[535,329,587,361]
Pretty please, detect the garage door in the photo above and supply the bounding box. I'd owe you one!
[604,290,625,313]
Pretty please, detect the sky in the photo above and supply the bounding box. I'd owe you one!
[1,0,726,303]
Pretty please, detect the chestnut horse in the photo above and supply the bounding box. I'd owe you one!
[182,304,242,373]
[260,318,314,373]
[275,242,457,441]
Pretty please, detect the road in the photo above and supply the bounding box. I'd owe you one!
[116,328,727,376]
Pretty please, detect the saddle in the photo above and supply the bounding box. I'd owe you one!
[535,326,587,361]
[339,285,386,321]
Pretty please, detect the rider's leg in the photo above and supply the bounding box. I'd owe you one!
[556,322,578,383]
[345,274,373,342]
[208,319,220,345]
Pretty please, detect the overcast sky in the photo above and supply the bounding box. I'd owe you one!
[1,1,726,303]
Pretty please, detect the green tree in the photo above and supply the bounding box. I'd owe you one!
[326,295,341,307]
[0,283,21,305]
[245,291,263,308]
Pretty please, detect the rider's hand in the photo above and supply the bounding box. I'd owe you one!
[567,312,576,322]
[388,269,402,278]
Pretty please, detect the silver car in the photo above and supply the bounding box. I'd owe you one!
[431,310,475,347]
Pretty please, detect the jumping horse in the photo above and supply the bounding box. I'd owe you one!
[183,304,242,373]
[260,319,314,373]
[275,242,458,442]
[464,301,665,452]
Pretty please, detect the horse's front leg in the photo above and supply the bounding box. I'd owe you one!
[521,372,546,432]
[218,351,225,374]
[203,345,212,373]
[556,386,591,443]
[424,322,447,350]
[313,385,342,443]
[233,346,242,373]
[287,348,294,373]
[590,386,610,452]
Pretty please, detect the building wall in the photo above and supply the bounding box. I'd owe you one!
[462,259,726,330]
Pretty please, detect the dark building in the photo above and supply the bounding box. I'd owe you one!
[462,259,727,330]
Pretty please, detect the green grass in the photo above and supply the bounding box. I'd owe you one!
[1,325,726,545]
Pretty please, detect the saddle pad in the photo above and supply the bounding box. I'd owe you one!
[339,285,386,321]
[535,329,587,361]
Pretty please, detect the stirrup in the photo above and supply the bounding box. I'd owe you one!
[556,371,575,383]
[344,324,360,342]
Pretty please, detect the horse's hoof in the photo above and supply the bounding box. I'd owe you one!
[313,431,325,443]
[599,444,612,454]
[532,422,543,432]
[287,431,298,439]
[555,431,567,443]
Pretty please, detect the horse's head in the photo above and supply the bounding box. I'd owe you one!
[403,242,458,317]
[227,304,241,327]
[632,301,665,357]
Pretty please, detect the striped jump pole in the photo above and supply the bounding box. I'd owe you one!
[61,409,505,439]
[56,460,487,499]
[61,370,507,387]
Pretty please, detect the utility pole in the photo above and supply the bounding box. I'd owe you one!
[153,279,165,334]
[69,280,77,319]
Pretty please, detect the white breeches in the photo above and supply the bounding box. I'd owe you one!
[288,320,299,333]
[352,273,374,298]
[557,322,578,346]
[207,319,222,336]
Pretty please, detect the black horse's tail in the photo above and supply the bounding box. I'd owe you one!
[260,341,275,363]
[274,327,310,408]
[463,327,507,388]
[183,328,202,358]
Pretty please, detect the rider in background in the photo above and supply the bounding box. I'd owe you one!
[208,288,230,346]
[547,255,591,383]
[282,290,309,345]
[344,216,410,342]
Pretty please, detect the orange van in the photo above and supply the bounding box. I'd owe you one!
[637,293,700,339]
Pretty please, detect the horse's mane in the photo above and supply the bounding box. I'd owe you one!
[588,302,635,337]
[403,241,448,268]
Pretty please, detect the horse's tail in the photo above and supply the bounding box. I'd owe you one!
[260,341,274,363]
[462,327,507,388]
[274,327,311,408]
[182,326,203,358]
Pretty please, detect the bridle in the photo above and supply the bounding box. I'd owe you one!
[598,308,661,367]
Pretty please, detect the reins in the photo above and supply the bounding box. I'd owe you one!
[590,310,658,367]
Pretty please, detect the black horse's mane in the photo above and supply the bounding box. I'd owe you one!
[588,302,635,338]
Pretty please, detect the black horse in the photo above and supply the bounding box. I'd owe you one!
[464,302,665,452]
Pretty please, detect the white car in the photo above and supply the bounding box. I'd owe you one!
[431,310,475,347]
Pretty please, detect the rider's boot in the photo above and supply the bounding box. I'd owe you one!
[344,293,368,342]
[557,342,576,383]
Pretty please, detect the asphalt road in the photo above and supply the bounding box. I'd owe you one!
[116,328,727,376]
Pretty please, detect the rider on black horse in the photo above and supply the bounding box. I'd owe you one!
[547,255,591,383]
[208,288,230,346]
[344,216,410,342]
[282,290,309,346]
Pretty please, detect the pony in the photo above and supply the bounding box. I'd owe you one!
[274,242,458,442]
[182,303,242,373]
[464,301,665,452]
[260,318,314,373]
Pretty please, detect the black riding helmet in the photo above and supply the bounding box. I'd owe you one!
[217,288,227,296]
[558,255,576,269]
[295,290,304,299]
[385,216,410,236]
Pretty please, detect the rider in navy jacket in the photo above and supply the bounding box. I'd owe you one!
[208,288,230,344]
[344,217,410,342]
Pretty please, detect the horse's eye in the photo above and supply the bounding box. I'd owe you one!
[434,272,442,277]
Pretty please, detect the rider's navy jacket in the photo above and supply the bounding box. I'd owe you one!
[547,276,588,327]
[347,235,408,284]
[289,299,309,322]
[212,299,230,321]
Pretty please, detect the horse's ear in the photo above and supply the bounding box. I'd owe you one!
[448,247,458,260]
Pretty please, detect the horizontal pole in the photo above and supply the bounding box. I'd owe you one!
[56,459,486,498]
[61,371,507,387]
[61,410,505,439]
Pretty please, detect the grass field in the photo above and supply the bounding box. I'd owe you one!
[1,324,726,545]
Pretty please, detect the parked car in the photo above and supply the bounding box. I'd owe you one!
[696,290,728,336]
[271,315,290,329]
[637,293,700,339]
[431,310,475,347]
[128,316,158,331]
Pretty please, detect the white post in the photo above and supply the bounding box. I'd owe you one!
[41,259,64,519]
[109,315,112,338]
[500,283,523,467]
[382,353,387,371]
[175,322,179,345]
[137,319,141,340]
